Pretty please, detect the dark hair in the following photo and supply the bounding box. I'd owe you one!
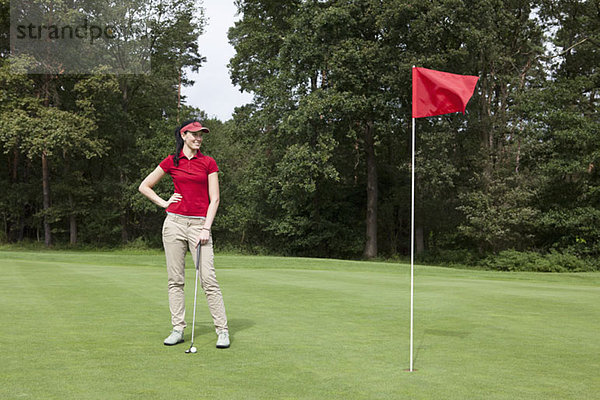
[173,119,200,167]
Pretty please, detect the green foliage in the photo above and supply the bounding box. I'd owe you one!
[0,1,207,245]
[457,175,540,253]
[538,207,600,257]
[417,248,483,268]
[479,249,594,272]
[2,0,600,269]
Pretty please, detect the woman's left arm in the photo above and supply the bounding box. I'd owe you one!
[198,172,220,246]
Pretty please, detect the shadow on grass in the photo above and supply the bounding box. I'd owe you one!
[188,318,255,345]
[410,328,469,370]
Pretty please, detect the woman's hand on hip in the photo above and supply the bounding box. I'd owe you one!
[164,193,182,208]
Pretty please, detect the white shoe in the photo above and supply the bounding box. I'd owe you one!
[164,329,184,346]
[216,331,230,348]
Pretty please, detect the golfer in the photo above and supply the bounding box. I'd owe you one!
[139,119,230,349]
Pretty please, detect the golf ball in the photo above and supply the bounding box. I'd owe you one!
[190,347,197,353]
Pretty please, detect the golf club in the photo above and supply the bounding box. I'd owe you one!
[185,244,201,354]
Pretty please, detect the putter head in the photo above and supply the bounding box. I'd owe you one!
[185,346,197,354]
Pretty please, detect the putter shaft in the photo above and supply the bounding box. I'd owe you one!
[186,245,201,353]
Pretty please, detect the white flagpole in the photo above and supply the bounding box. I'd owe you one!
[409,65,416,372]
[410,114,415,372]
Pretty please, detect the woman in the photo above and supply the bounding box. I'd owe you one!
[139,119,229,349]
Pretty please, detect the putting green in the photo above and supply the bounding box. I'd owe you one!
[1,250,598,399]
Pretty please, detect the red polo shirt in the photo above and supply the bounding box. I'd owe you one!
[159,152,219,217]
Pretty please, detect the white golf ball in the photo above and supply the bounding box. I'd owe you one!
[190,347,197,353]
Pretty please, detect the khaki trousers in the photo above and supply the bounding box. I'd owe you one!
[162,213,228,333]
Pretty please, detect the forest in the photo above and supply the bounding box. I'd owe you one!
[1,0,599,271]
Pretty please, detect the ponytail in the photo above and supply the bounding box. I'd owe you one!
[173,119,198,167]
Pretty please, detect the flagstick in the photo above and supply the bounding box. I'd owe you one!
[408,66,477,373]
[410,115,415,372]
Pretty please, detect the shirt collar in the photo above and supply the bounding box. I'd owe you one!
[178,150,202,160]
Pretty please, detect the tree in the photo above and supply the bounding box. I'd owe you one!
[0,0,209,246]
[0,66,104,246]
[401,0,547,255]
[529,0,600,256]
[229,0,418,258]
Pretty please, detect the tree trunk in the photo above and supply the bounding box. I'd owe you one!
[70,215,77,245]
[415,225,424,255]
[41,73,53,246]
[120,172,128,243]
[42,151,52,246]
[363,121,378,259]
[18,216,24,241]
[12,148,18,181]
[120,81,130,244]
[177,67,182,123]
[69,194,77,245]
[121,212,128,243]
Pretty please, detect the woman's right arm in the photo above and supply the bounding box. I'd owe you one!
[138,166,182,209]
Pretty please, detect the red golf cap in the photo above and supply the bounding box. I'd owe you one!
[181,121,210,134]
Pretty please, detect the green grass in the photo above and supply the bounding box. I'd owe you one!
[1,250,599,399]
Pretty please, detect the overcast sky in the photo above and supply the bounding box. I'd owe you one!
[181,0,254,121]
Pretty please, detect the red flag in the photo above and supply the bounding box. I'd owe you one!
[412,67,479,118]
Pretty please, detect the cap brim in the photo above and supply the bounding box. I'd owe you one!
[188,127,210,133]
